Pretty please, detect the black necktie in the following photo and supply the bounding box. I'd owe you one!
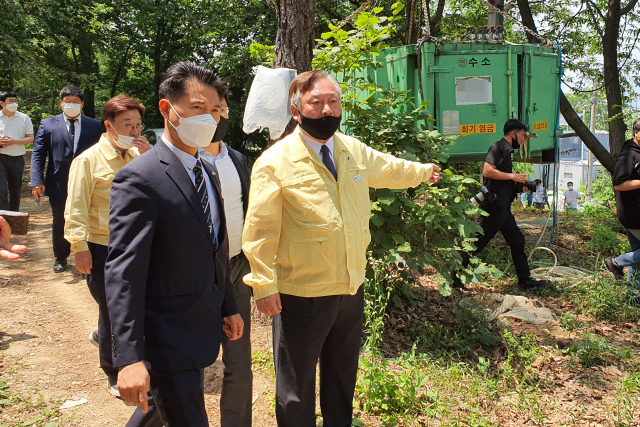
[68,118,77,152]
[320,144,337,181]
[193,160,218,249]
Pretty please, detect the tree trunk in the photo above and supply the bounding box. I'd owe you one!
[273,0,315,72]
[516,0,615,173]
[76,34,98,118]
[270,0,316,144]
[602,0,626,157]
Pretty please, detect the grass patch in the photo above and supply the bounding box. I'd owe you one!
[252,349,275,377]
[0,377,75,426]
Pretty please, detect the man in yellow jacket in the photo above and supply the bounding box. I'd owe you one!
[242,70,441,427]
[64,95,150,402]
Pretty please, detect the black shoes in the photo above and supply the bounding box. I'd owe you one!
[53,257,67,273]
[518,278,547,291]
[605,256,625,280]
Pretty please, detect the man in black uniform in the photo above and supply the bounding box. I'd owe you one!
[452,119,546,291]
[605,118,640,293]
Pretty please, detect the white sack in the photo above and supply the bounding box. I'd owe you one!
[243,66,297,139]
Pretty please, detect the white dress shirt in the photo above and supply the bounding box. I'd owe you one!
[302,133,336,171]
[0,110,34,156]
[200,142,244,258]
[162,136,221,240]
[63,113,82,153]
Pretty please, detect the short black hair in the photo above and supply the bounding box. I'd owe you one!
[0,91,17,102]
[567,181,573,186]
[59,86,85,101]
[158,62,228,103]
[503,119,528,135]
[534,179,542,185]
[633,117,640,134]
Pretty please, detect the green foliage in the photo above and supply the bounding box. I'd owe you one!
[591,170,616,207]
[573,331,631,368]
[582,203,616,221]
[513,162,535,177]
[610,370,640,427]
[557,312,585,331]
[356,348,430,424]
[589,224,629,255]
[252,350,275,377]
[454,299,501,352]
[313,4,500,296]
[502,331,541,385]
[571,276,640,323]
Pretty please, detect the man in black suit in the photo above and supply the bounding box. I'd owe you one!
[105,62,243,426]
[200,95,253,426]
[31,86,102,272]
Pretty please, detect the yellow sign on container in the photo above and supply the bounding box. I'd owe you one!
[459,123,497,135]
[533,121,548,131]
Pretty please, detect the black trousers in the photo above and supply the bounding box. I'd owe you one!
[128,368,208,427]
[273,286,364,427]
[220,253,253,427]
[86,242,118,384]
[0,154,24,211]
[49,196,71,259]
[463,203,530,283]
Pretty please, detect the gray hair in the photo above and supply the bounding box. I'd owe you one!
[289,71,342,110]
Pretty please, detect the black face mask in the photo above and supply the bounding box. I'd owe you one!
[297,110,342,140]
[212,116,229,143]
[510,132,521,150]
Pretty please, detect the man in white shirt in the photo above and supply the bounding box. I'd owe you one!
[0,91,34,211]
[199,95,253,427]
[564,181,581,211]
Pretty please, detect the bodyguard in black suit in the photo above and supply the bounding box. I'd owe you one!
[105,62,243,427]
[31,86,102,272]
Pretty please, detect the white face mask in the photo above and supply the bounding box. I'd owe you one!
[568,186,573,190]
[113,134,135,150]
[5,103,18,113]
[63,103,82,117]
[167,102,217,148]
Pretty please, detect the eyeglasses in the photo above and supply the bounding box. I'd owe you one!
[112,121,145,133]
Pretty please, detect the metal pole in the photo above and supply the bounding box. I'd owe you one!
[488,0,504,27]
[586,81,596,202]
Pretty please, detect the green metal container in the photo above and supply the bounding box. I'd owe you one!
[341,41,561,163]
[434,43,522,162]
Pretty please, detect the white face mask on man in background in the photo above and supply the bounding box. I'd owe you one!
[568,186,573,190]
[63,103,82,117]
[5,103,18,113]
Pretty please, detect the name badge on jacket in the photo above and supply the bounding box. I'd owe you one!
[354,174,362,182]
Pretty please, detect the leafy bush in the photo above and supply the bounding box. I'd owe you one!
[592,170,615,207]
[582,203,616,221]
[573,331,631,367]
[557,312,585,331]
[356,350,429,422]
[313,4,500,295]
[589,224,628,254]
[571,276,640,322]
[455,299,501,352]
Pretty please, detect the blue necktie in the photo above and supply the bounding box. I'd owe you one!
[68,118,77,152]
[320,144,337,181]
[193,160,218,249]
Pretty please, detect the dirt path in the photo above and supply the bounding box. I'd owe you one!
[0,183,277,426]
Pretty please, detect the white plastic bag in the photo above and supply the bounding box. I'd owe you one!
[243,66,297,140]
